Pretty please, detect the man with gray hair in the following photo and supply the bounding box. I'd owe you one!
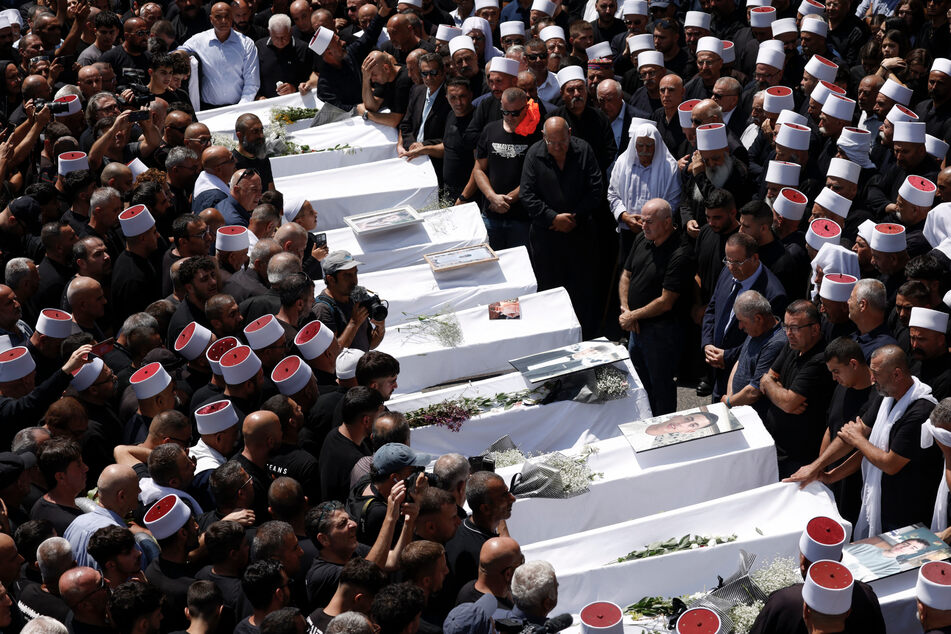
[495,560,558,625]
[434,453,470,512]
[723,290,785,415]
[81,187,122,263]
[218,167,263,227]
[257,13,318,99]
[239,251,302,322]
[21,616,69,634]
[18,537,75,621]
[165,146,201,218]
[848,279,898,361]
[223,237,280,305]
[4,257,38,324]
[327,611,376,634]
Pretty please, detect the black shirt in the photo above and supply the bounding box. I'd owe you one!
[444,518,496,588]
[313,291,372,352]
[455,579,514,609]
[232,151,274,191]
[316,13,386,111]
[826,383,873,525]
[144,557,196,633]
[306,609,334,634]
[29,497,83,536]
[475,120,542,221]
[196,565,252,624]
[748,580,885,634]
[305,544,371,608]
[442,110,475,200]
[912,354,951,401]
[234,616,260,634]
[255,36,315,99]
[371,66,413,116]
[234,453,274,523]
[694,224,737,302]
[110,250,161,330]
[623,231,694,324]
[520,137,604,229]
[16,580,70,621]
[99,45,152,78]
[319,428,372,503]
[268,444,321,502]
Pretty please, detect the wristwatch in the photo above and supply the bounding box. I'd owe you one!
[362,111,369,121]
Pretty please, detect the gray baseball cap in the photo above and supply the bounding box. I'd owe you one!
[372,443,436,475]
[323,250,363,275]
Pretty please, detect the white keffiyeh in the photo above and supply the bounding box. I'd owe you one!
[856,377,936,539]
[921,419,951,533]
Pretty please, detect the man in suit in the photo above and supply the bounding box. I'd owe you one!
[398,52,451,184]
[701,232,788,401]
[595,79,633,155]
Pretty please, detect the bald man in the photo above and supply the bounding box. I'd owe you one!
[67,276,108,339]
[0,534,23,589]
[100,162,133,197]
[77,65,103,101]
[64,464,143,569]
[60,567,111,630]
[455,536,522,608]
[193,145,236,212]
[289,0,315,40]
[183,122,212,157]
[164,110,193,149]
[236,411,282,523]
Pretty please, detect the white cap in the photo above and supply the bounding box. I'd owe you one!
[776,109,808,126]
[803,561,853,616]
[798,516,847,562]
[126,157,148,179]
[57,151,88,175]
[800,16,828,36]
[776,123,811,151]
[763,85,794,113]
[206,336,239,376]
[0,347,34,382]
[821,94,855,121]
[118,204,155,238]
[130,362,172,400]
[539,25,565,42]
[194,399,239,435]
[761,39,784,53]
[490,57,520,77]
[756,45,785,70]
[880,78,913,106]
[216,225,250,251]
[775,187,808,220]
[827,157,860,184]
[799,0,825,14]
[684,11,711,29]
[71,357,104,392]
[36,308,75,339]
[1,10,21,27]
[899,175,937,208]
[144,494,191,540]
[174,322,213,361]
[272,355,314,396]
[927,134,950,161]
[810,79,845,106]
[886,103,918,124]
[910,306,949,333]
[557,65,586,88]
[696,123,727,150]
[678,99,701,128]
[806,218,841,250]
[295,320,335,360]
[815,187,851,218]
[219,345,262,385]
[436,24,463,41]
[749,6,776,27]
[819,273,857,302]
[857,219,876,245]
[893,121,927,144]
[871,223,907,252]
[531,0,556,14]
[309,27,333,55]
[449,35,476,56]
[244,314,285,350]
[918,561,951,610]
[637,51,664,69]
[499,21,524,37]
[336,348,364,379]
[282,196,306,224]
[53,94,81,118]
[838,126,871,152]
[622,0,648,13]
[696,36,722,58]
[474,0,498,9]
[721,40,735,64]
[771,17,797,36]
[675,607,722,634]
[932,58,951,77]
[627,34,654,52]
[586,42,614,60]
[805,55,837,83]
[747,0,771,5]
[766,161,801,187]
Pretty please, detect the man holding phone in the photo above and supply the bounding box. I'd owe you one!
[87,108,161,170]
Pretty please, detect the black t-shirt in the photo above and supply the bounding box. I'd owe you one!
[305,544,371,608]
[145,558,196,633]
[371,66,413,115]
[268,444,321,502]
[623,231,694,324]
[306,608,334,634]
[234,616,260,634]
[318,428,372,503]
[196,565,252,624]
[826,383,873,525]
[100,45,152,78]
[455,579,514,609]
[764,342,833,475]
[16,580,71,621]
[232,151,274,191]
[442,111,475,200]
[444,519,496,589]
[313,291,372,353]
[29,497,83,536]
[475,120,542,221]
[234,453,274,524]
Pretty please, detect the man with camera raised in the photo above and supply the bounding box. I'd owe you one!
[314,251,386,354]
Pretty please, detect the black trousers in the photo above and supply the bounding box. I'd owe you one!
[529,223,596,336]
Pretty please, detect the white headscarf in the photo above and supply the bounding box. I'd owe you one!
[921,419,951,533]
[837,133,876,169]
[924,202,951,248]
[607,123,681,220]
[462,16,501,61]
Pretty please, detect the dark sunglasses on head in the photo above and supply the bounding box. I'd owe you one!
[236,167,258,185]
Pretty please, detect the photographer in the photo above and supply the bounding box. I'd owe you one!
[87,108,160,171]
[314,251,385,353]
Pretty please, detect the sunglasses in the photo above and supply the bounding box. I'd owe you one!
[420,69,441,77]
[236,167,258,185]
[501,106,524,116]
[525,52,548,61]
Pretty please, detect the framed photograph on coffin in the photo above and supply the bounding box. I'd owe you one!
[344,206,424,235]
[424,243,498,273]
[618,402,743,453]
[509,341,629,383]
[842,523,951,582]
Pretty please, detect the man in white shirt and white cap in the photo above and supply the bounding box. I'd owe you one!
[868,120,941,217]
[189,398,240,491]
[909,307,951,400]
[917,560,951,633]
[748,517,886,634]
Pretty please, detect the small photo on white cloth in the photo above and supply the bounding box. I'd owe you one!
[618,402,743,452]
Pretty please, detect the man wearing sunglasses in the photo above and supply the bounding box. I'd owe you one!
[523,38,560,103]
[398,53,450,173]
[100,17,152,78]
[60,567,113,632]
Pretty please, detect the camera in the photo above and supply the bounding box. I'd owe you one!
[468,455,495,473]
[117,68,155,107]
[34,99,69,114]
[350,285,388,321]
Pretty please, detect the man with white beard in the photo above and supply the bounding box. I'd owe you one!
[680,122,748,236]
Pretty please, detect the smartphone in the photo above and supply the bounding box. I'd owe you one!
[56,54,74,66]
[128,110,150,122]
[313,232,327,249]
[90,338,115,358]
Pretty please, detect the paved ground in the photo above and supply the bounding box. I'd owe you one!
[677,378,711,411]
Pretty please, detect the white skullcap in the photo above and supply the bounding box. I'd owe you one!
[57,151,88,175]
[637,51,664,69]
[118,204,155,238]
[539,25,565,42]
[775,123,810,151]
[756,44,785,70]
[194,399,239,435]
[272,355,314,396]
[771,17,797,36]
[144,495,191,540]
[804,55,837,83]
[800,16,828,36]
[819,273,857,303]
[436,24,463,41]
[70,357,104,392]
[586,41,614,60]
[880,78,913,106]
[799,0,825,13]
[622,0,648,13]
[766,161,801,187]
[821,94,855,121]
[130,362,171,400]
[763,85,794,113]
[774,187,808,220]
[870,223,907,253]
[36,309,75,339]
[449,35,476,56]
[173,322,213,361]
[815,187,851,218]
[806,218,841,251]
[696,36,723,58]
[802,561,853,616]
[490,57,520,77]
[295,320,335,360]
[219,345,262,385]
[684,11,711,29]
[776,109,807,126]
[531,0,556,14]
[918,561,951,611]
[216,225,250,251]
[336,348,365,379]
[927,134,950,161]
[0,347,33,382]
[678,99,701,128]
[932,58,951,77]
[749,6,776,27]
[910,307,949,333]
[309,27,333,55]
[696,123,727,150]
[557,65,585,87]
[893,121,926,144]
[499,22,524,37]
[899,175,937,208]
[886,103,918,124]
[827,157,860,184]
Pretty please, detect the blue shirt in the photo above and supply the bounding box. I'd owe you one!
[63,505,126,569]
[733,320,787,415]
[216,195,252,227]
[499,0,531,26]
[181,28,260,105]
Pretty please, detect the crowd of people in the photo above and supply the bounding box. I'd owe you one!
[0,0,945,630]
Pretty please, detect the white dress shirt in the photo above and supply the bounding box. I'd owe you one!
[181,27,260,105]
[537,70,561,103]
